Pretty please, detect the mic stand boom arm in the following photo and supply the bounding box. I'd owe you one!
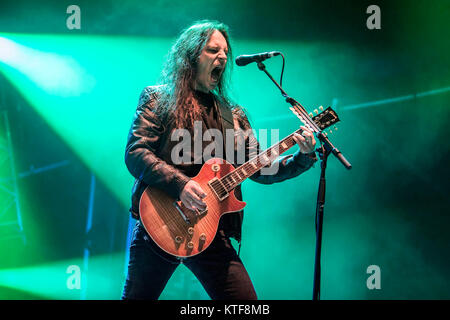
[256,61,352,170]
[255,61,352,301]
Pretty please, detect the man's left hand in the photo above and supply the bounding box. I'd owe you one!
[293,126,316,154]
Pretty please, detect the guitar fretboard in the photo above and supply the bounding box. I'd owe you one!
[218,128,302,192]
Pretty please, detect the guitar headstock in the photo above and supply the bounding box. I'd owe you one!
[289,105,340,135]
[311,106,340,131]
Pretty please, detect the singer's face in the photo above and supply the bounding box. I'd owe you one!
[194,30,228,93]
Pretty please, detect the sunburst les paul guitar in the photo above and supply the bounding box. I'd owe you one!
[139,107,340,257]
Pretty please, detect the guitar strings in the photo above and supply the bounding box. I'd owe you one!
[221,133,296,189]
[215,132,298,192]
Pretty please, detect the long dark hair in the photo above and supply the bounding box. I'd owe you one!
[155,20,235,128]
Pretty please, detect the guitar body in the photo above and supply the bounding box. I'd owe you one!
[139,158,246,258]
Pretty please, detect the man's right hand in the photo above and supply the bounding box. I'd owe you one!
[180,180,207,211]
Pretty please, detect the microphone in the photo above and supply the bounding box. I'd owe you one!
[235,51,281,66]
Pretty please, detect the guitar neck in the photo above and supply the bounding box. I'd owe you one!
[218,128,302,192]
[213,106,340,194]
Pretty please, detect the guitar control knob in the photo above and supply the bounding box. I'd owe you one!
[175,236,183,243]
[199,233,206,241]
[188,227,194,235]
[187,241,194,249]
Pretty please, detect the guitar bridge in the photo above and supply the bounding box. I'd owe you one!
[174,201,190,224]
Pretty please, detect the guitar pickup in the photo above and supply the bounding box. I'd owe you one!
[208,177,229,201]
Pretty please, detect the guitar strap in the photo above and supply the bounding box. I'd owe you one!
[216,100,244,250]
[217,101,234,132]
[215,99,235,162]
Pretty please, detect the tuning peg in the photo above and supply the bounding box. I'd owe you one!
[329,129,333,134]
[309,112,313,117]
[319,106,324,111]
[314,109,319,114]
[334,126,338,131]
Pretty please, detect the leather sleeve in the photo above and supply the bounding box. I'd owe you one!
[125,87,190,199]
[250,148,318,185]
[233,108,317,185]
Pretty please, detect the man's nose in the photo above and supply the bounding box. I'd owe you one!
[218,51,227,63]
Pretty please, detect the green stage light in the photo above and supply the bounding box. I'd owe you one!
[0,33,173,208]
[0,37,18,62]
[0,36,93,97]
[0,253,124,299]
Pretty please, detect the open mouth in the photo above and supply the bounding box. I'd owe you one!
[210,66,223,82]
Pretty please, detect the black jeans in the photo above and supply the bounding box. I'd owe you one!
[122,221,257,300]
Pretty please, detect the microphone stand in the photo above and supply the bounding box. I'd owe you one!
[255,61,352,300]
[312,144,330,300]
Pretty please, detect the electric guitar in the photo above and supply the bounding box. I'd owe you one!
[139,107,340,257]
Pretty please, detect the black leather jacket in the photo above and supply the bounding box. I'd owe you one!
[125,86,317,241]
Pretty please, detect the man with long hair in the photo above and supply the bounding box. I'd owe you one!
[122,20,317,300]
